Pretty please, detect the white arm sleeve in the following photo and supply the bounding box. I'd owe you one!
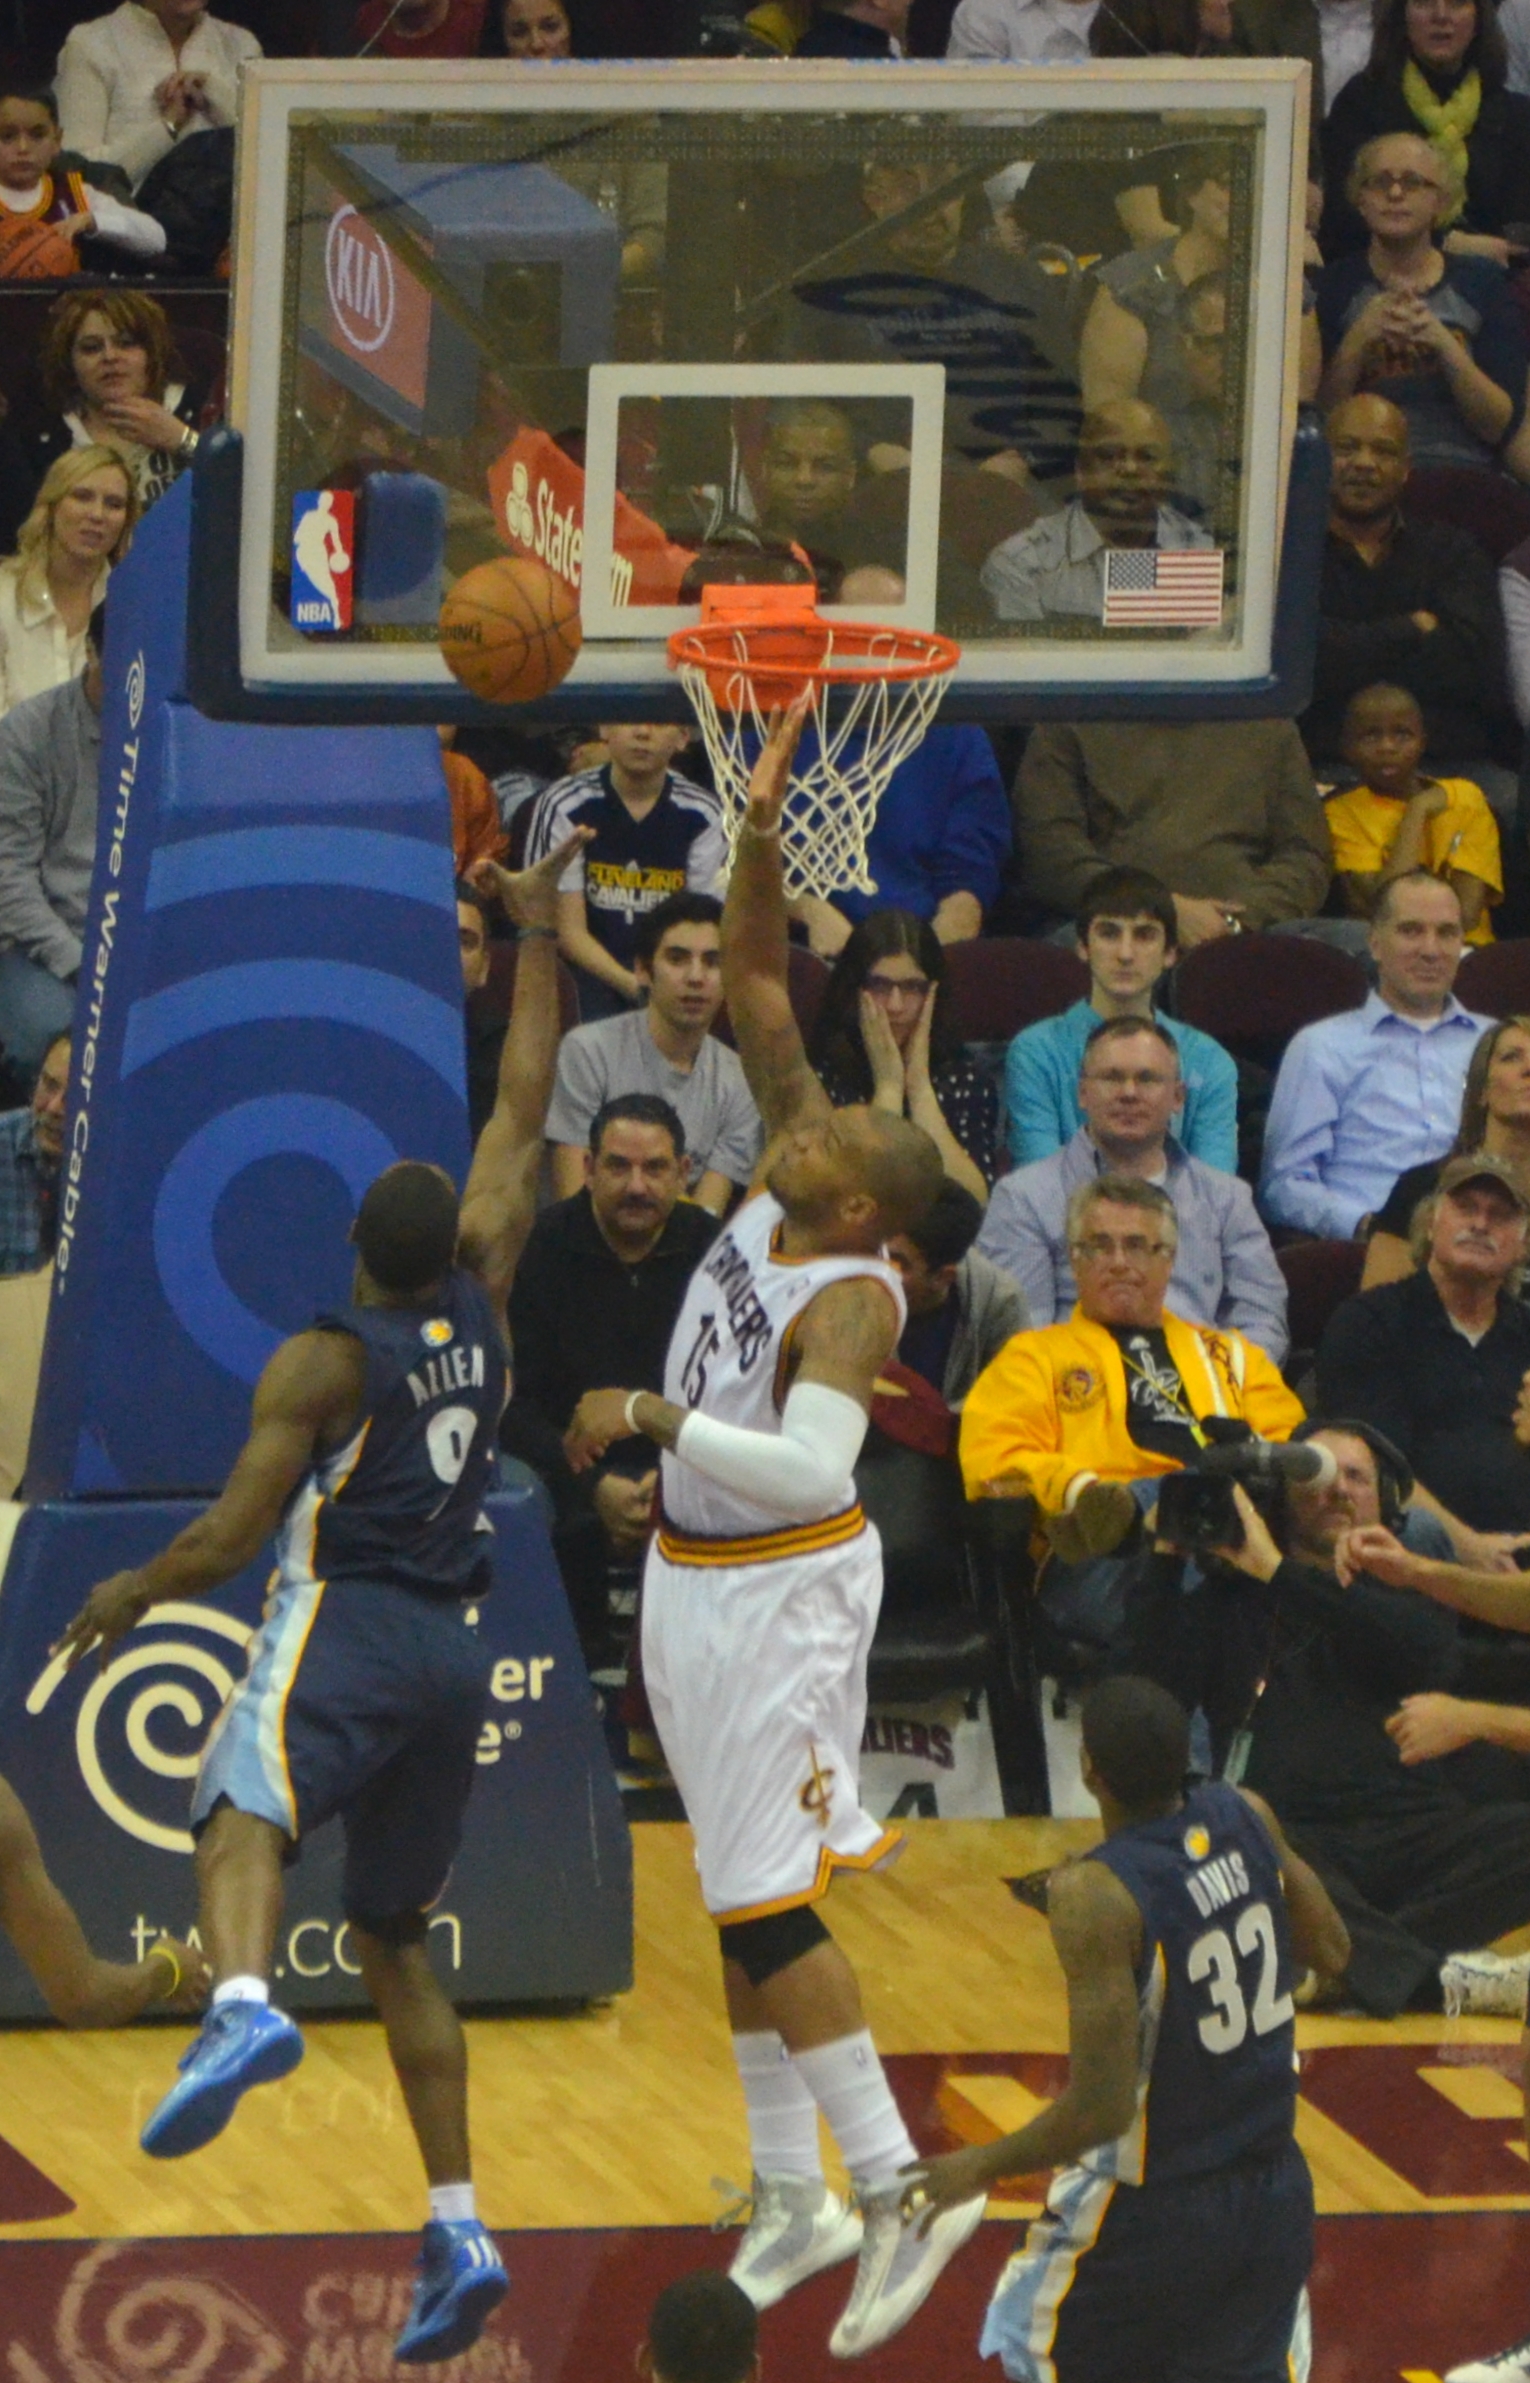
[674,1380,870,1521]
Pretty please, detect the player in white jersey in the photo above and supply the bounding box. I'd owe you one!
[566,703,987,2360]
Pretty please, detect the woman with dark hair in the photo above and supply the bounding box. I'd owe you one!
[808,910,997,1201]
[1320,0,1530,261]
[19,287,207,521]
[1362,1011,1530,1283]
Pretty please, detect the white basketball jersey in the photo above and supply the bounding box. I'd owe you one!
[660,1192,906,1540]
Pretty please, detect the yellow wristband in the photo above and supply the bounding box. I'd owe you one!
[146,1939,181,1999]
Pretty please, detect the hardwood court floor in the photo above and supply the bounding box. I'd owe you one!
[2,1820,1529,2383]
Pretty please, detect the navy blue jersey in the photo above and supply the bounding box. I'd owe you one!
[525,765,725,973]
[274,1270,507,1602]
[1080,1781,1298,2187]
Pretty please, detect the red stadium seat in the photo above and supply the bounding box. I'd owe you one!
[1172,934,1367,1065]
[1404,467,1530,566]
[1456,940,1530,1021]
[484,939,581,1033]
[1277,1236,1365,1357]
[714,943,831,1049]
[941,938,1090,1044]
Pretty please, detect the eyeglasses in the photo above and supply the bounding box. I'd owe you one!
[1071,1234,1174,1261]
[1360,170,1444,196]
[1083,1068,1176,1090]
[864,973,931,1001]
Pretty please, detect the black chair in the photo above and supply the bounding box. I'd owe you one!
[855,1434,1051,1814]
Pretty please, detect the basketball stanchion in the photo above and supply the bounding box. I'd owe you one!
[668,583,960,900]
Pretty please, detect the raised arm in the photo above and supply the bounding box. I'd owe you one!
[722,698,832,1146]
[55,1328,365,1669]
[458,830,589,1313]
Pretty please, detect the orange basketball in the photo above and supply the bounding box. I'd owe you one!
[437,555,582,703]
[0,220,78,280]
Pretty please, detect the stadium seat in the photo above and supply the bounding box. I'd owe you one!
[1277,1237,1366,1387]
[484,939,581,1033]
[1404,467,1530,566]
[1171,934,1368,1069]
[1457,940,1530,1020]
[941,937,1089,1044]
[714,942,830,1049]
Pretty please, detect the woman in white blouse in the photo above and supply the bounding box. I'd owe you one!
[0,445,135,716]
[56,0,261,193]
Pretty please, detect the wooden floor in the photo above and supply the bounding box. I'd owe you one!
[1,1817,1526,2246]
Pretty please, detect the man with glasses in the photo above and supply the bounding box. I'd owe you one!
[981,399,1210,623]
[961,1173,1302,1647]
[980,1016,1287,1359]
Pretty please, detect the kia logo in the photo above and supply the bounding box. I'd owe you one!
[325,203,396,355]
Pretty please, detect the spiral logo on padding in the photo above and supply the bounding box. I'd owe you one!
[27,1604,253,1856]
[125,649,146,729]
[9,2241,287,2383]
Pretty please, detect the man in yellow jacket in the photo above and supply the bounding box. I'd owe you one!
[961,1174,1303,1644]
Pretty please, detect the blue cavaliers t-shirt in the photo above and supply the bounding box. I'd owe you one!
[526,765,726,975]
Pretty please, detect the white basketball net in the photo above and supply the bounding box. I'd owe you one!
[675,625,957,901]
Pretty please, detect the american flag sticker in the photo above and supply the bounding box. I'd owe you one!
[1102,547,1225,627]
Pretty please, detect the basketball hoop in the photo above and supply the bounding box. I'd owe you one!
[668,584,960,901]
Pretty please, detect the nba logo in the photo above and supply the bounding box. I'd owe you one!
[291,490,356,632]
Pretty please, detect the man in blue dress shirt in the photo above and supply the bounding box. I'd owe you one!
[1260,872,1491,1240]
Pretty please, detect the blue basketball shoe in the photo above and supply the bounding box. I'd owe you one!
[394,2221,509,2363]
[141,2000,304,2158]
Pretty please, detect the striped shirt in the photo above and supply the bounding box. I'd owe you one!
[526,765,726,976]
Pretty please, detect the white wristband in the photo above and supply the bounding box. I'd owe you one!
[623,1391,644,1435]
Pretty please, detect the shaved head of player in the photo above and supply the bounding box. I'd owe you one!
[564,703,977,2361]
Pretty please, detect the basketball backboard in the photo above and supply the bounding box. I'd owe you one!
[196,56,1317,726]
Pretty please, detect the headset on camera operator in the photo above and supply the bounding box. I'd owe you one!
[1130,1417,1530,2017]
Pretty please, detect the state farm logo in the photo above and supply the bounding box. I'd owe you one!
[503,469,583,589]
[325,204,395,355]
[503,460,534,544]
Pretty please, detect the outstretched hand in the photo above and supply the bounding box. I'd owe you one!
[150,1934,214,2012]
[53,1571,152,1672]
[471,827,591,934]
[899,2146,994,2232]
[742,694,811,839]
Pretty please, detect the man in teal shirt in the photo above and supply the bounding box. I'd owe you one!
[1004,868,1239,1171]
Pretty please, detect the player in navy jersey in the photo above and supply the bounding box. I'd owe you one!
[905,1661,1349,2383]
[56,826,587,2366]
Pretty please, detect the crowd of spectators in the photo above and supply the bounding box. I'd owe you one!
[2,0,1530,2041]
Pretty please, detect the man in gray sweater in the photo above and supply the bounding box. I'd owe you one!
[886,1179,1030,1407]
[0,612,101,1073]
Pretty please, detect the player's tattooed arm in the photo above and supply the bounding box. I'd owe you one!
[788,1274,901,1408]
[1238,1789,1351,1985]
[721,694,834,1152]
[460,827,592,1328]
[55,1329,367,1668]
[901,1861,1144,2223]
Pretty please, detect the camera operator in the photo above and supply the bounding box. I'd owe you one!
[1162,1423,1530,2018]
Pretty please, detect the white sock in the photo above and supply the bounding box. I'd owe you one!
[429,2182,477,2224]
[212,1975,269,2006]
[733,2030,823,2182]
[792,2029,917,2196]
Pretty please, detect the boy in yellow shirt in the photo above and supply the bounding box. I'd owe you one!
[1325,683,1501,945]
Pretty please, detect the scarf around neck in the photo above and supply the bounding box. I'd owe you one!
[1401,57,1480,224]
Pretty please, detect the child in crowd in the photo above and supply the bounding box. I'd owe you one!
[1325,683,1501,946]
[0,85,164,275]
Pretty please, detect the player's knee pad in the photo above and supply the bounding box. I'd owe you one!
[346,1906,430,1949]
[719,1904,830,1988]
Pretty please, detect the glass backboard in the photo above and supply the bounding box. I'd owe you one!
[220,57,1311,721]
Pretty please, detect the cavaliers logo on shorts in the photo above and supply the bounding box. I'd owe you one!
[1058,1366,1103,1413]
[799,1750,836,1829]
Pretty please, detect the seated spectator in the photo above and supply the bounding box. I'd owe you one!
[456,879,503,1147]
[981,401,1211,625]
[981,1017,1288,1359]
[489,0,667,280]
[808,910,997,1200]
[499,0,574,51]
[546,892,761,1215]
[1004,865,1238,1170]
[1088,0,1330,116]
[1320,0,1530,262]
[959,1173,1302,1647]
[435,727,506,877]
[793,0,909,55]
[1317,1154,1530,1542]
[1206,1420,1530,2017]
[500,1094,720,1655]
[0,448,133,718]
[885,1179,1030,1404]
[1504,527,1530,730]
[56,0,260,193]
[789,724,1010,960]
[1365,1012,1530,1284]
[354,0,487,52]
[637,2273,759,2383]
[1167,272,1236,524]
[1077,148,1231,412]
[1326,684,1501,943]
[19,289,208,527]
[1013,718,1333,946]
[524,724,723,1020]
[1303,393,1519,810]
[1316,134,1527,475]
[0,609,102,1072]
[0,83,165,272]
[1260,871,1490,1236]
[0,1029,67,1275]
[946,0,1099,64]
